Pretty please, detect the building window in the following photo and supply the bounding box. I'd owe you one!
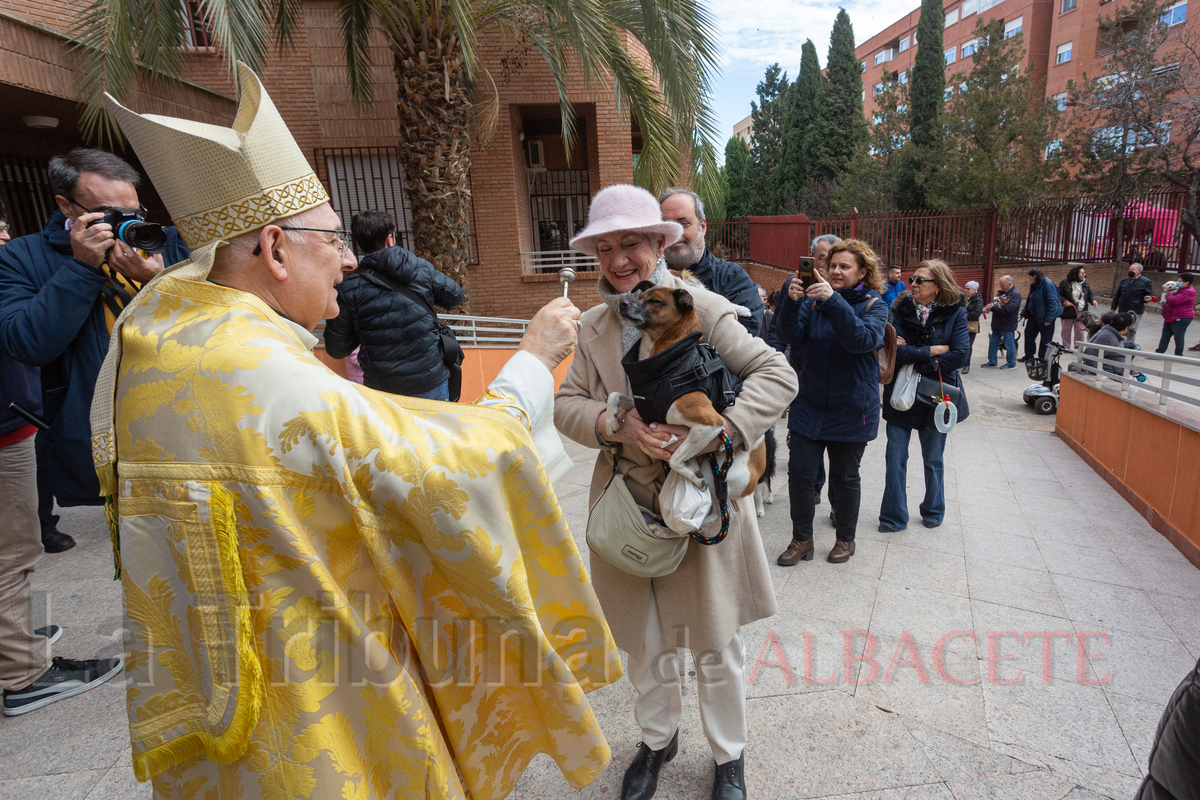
[529,170,590,254]
[899,69,909,84]
[1057,42,1073,63]
[944,45,957,64]
[318,148,418,255]
[1053,92,1068,110]
[181,0,214,49]
[875,48,896,66]
[1062,0,1077,11]
[1004,17,1023,38]
[899,35,911,52]
[874,82,885,96]
[945,86,955,100]
[1046,139,1063,158]
[945,6,960,27]
[1161,1,1187,26]
[898,104,908,113]
[962,0,978,16]
[961,39,977,58]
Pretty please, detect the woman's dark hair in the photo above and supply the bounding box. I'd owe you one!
[767,290,779,309]
[1112,312,1135,330]
[1065,266,1085,284]
[1027,268,1044,281]
[350,210,398,254]
[1180,273,1194,284]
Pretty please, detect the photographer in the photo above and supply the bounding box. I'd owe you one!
[0,149,189,521]
[981,276,1021,369]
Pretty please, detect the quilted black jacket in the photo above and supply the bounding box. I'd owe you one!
[1136,657,1200,800]
[324,246,464,396]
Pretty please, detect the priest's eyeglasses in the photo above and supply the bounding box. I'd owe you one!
[253,227,349,257]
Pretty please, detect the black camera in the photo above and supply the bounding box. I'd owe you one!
[87,207,168,254]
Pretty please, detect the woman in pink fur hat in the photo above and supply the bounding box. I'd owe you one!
[554,184,797,800]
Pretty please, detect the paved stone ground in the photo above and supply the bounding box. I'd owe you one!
[2,312,1198,800]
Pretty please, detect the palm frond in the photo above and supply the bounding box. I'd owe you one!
[336,0,376,102]
[74,0,141,146]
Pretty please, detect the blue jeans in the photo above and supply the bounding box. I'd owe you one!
[880,423,947,530]
[1156,318,1192,356]
[987,331,1016,367]
[413,380,450,401]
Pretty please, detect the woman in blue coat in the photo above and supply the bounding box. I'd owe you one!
[879,260,970,531]
[776,239,888,565]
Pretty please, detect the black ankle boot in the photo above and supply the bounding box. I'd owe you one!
[710,752,746,800]
[620,729,678,800]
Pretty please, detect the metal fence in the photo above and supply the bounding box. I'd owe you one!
[1071,342,1200,410]
[706,219,749,262]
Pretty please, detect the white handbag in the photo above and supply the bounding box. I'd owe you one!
[660,461,713,535]
[890,364,919,411]
[585,453,688,578]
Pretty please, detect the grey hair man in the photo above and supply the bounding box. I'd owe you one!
[811,234,842,272]
[1111,261,1154,344]
[659,187,764,334]
[982,275,1022,368]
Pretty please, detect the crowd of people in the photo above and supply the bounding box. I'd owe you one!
[0,70,1198,800]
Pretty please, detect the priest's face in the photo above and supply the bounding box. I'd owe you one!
[283,204,357,328]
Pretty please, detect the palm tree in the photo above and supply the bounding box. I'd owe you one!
[74,0,722,291]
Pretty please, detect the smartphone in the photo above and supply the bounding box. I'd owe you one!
[797,256,816,290]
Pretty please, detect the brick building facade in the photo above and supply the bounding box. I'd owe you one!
[857,0,1191,131]
[0,0,644,320]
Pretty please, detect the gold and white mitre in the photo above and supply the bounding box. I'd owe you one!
[90,63,330,495]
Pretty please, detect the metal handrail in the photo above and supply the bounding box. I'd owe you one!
[440,313,530,348]
[1069,341,1200,408]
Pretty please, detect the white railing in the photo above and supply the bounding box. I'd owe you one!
[440,314,530,348]
[1069,342,1200,409]
[520,250,600,275]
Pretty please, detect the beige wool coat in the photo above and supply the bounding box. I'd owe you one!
[554,272,798,658]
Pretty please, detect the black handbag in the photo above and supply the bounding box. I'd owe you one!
[358,268,465,401]
[915,364,961,409]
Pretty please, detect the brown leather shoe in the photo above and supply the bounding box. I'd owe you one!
[777,539,814,566]
[827,540,855,563]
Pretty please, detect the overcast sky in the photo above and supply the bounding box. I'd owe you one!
[708,0,922,161]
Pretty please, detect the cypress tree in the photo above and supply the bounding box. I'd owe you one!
[896,0,945,209]
[723,136,752,219]
[744,64,789,214]
[807,9,867,184]
[778,40,823,207]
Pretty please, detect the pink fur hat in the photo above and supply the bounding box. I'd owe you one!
[569,184,683,256]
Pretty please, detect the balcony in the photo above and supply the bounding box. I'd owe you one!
[520,249,600,276]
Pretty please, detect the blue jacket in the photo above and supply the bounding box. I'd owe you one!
[1024,277,1062,325]
[883,279,907,309]
[883,294,971,431]
[0,211,189,504]
[777,280,888,442]
[684,248,765,336]
[989,288,1022,333]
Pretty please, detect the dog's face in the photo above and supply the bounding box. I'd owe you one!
[617,281,697,341]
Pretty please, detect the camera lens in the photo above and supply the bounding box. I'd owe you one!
[116,220,168,254]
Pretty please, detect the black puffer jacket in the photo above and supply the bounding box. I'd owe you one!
[324,246,464,396]
[1136,657,1200,800]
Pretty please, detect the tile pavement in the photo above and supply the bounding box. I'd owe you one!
[2,344,1198,799]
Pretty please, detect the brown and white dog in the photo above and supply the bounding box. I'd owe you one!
[605,281,767,499]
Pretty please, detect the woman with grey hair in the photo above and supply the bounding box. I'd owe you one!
[963,280,983,373]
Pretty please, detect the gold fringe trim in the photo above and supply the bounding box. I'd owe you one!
[103,495,121,580]
[131,482,263,782]
[96,461,116,498]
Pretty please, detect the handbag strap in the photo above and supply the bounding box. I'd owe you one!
[359,267,441,319]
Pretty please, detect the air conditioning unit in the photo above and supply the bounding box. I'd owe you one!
[526,140,546,171]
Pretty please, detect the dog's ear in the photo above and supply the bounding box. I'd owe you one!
[674,289,694,313]
[633,280,657,293]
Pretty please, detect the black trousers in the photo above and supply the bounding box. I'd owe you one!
[788,433,866,543]
[1024,319,1055,360]
[34,431,57,534]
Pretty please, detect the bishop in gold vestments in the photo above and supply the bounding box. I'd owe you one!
[90,65,621,800]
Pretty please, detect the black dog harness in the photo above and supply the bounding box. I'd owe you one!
[620,332,742,424]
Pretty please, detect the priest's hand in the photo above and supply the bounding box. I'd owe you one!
[519,297,580,371]
[108,243,164,285]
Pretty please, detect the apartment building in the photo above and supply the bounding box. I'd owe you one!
[0,0,640,318]
[858,0,1190,127]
